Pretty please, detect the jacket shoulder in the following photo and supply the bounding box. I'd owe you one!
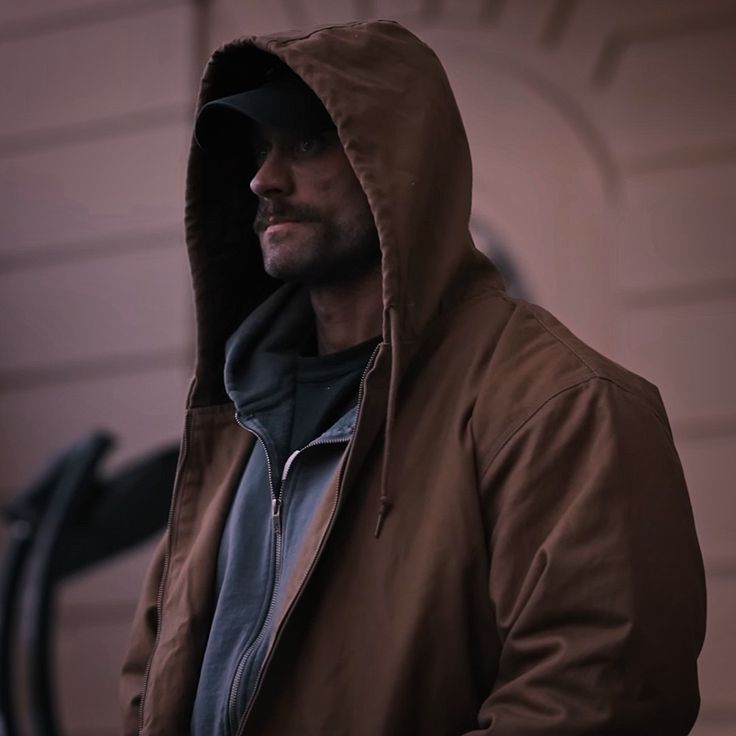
[453,292,671,467]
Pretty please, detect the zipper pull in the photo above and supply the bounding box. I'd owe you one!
[272,497,282,535]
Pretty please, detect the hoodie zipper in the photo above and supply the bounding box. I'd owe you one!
[234,345,379,736]
[228,416,281,736]
[228,415,355,733]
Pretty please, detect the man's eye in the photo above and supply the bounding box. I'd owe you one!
[296,136,321,155]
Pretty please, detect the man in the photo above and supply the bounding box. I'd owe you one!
[122,20,706,736]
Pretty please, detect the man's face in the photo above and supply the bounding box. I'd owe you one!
[250,124,379,286]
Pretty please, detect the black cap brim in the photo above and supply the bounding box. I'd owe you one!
[194,65,334,157]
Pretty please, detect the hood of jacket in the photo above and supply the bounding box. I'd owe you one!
[185,19,504,409]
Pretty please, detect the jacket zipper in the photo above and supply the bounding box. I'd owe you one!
[228,416,281,736]
[137,410,193,736]
[228,416,354,732]
[234,345,380,736]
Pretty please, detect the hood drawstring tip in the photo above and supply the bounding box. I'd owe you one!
[374,497,392,538]
[375,305,399,540]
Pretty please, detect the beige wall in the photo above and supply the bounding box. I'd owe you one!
[1,1,734,733]
[0,2,196,734]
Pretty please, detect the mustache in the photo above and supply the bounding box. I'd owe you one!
[253,202,321,234]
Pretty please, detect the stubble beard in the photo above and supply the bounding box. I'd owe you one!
[255,208,380,287]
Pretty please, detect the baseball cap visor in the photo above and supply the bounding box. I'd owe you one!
[194,71,334,157]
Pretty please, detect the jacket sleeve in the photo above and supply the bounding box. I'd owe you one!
[467,377,706,736]
[120,531,168,736]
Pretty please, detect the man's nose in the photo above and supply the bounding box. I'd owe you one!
[250,150,293,198]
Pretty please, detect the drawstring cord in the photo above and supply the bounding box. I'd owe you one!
[375,305,400,538]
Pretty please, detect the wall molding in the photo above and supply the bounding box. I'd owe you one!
[673,415,736,441]
[275,0,511,30]
[622,139,736,175]
[704,558,736,579]
[479,0,507,26]
[0,103,190,159]
[619,277,736,309]
[0,0,187,44]
[592,8,736,86]
[696,705,736,724]
[0,225,184,274]
[539,0,580,48]
[422,37,621,198]
[0,347,190,394]
[58,598,141,628]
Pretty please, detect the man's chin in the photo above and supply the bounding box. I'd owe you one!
[261,254,322,284]
[265,259,379,288]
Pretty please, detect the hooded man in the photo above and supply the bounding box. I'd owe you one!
[121,20,706,736]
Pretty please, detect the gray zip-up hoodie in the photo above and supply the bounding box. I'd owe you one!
[191,285,376,735]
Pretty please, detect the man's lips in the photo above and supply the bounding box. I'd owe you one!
[259,216,316,236]
[266,217,301,227]
[255,214,312,234]
[264,219,303,234]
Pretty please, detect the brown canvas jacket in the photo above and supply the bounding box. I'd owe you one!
[121,20,706,736]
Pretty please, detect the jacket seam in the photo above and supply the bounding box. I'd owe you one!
[423,283,511,341]
[522,299,672,429]
[521,300,599,376]
[445,285,507,315]
[264,20,371,47]
[478,377,600,481]
[478,375,676,482]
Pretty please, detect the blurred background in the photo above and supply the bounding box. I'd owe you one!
[0,0,734,734]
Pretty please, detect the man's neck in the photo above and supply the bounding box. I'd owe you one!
[309,264,382,355]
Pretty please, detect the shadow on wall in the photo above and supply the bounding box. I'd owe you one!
[471,215,530,301]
